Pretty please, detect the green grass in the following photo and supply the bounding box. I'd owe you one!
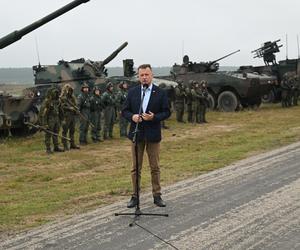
[1,103,300,233]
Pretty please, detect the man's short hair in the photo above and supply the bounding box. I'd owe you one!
[138,64,152,71]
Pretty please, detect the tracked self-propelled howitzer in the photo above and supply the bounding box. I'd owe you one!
[27,41,128,99]
[0,0,90,137]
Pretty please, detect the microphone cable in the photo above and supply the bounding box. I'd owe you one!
[133,221,179,250]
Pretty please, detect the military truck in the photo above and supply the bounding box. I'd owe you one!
[164,51,275,111]
[0,0,90,137]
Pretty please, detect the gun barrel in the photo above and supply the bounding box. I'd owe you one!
[210,49,240,65]
[0,0,90,49]
[101,42,128,66]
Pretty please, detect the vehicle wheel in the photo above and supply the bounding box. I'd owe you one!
[261,90,275,103]
[0,129,9,139]
[217,91,239,112]
[207,92,216,111]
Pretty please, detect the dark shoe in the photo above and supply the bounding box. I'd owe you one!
[70,144,80,149]
[46,149,53,154]
[127,196,138,208]
[54,147,64,152]
[153,196,166,207]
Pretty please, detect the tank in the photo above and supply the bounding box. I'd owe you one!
[163,50,275,112]
[0,0,90,137]
[26,42,128,100]
[238,39,300,103]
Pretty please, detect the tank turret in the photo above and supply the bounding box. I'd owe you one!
[171,50,240,75]
[31,42,128,96]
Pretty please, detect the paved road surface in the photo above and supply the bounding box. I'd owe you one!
[2,142,300,250]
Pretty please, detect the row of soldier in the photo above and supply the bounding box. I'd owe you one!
[39,82,129,154]
[281,73,299,108]
[174,80,209,124]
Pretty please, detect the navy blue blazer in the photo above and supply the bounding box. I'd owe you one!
[122,84,171,142]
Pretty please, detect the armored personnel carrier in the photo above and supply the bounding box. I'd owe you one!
[0,0,90,137]
[165,50,275,111]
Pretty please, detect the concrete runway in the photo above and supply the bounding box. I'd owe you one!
[2,142,300,250]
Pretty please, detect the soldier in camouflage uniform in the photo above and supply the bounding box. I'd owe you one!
[102,82,117,139]
[90,86,104,142]
[116,81,129,137]
[174,80,186,123]
[199,80,209,123]
[191,81,201,123]
[60,84,80,150]
[281,75,292,108]
[77,83,91,145]
[185,80,193,123]
[39,87,64,154]
[291,74,299,106]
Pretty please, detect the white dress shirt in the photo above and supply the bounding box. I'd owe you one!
[141,83,153,113]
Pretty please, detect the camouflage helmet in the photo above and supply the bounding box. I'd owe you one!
[81,82,90,91]
[93,86,101,93]
[106,82,113,90]
[119,81,128,89]
[46,86,60,99]
[61,83,74,97]
[200,80,207,86]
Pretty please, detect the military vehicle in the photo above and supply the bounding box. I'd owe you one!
[238,39,300,103]
[0,0,90,137]
[163,50,276,112]
[26,42,128,100]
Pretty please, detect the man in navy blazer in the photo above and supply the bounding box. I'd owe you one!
[122,64,171,208]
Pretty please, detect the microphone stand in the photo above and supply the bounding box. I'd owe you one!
[115,84,168,226]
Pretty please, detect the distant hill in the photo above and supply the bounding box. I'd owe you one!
[0,66,237,85]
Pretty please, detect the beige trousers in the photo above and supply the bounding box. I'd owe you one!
[131,141,161,197]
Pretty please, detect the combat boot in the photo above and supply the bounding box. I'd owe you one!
[63,143,69,151]
[46,148,53,154]
[54,146,65,152]
[70,144,80,149]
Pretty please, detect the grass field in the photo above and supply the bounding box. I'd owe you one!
[1,103,300,235]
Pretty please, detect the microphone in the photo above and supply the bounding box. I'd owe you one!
[142,83,149,94]
[142,83,149,90]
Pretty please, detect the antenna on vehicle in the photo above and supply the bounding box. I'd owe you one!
[34,36,41,67]
[297,35,300,59]
[181,40,185,59]
[285,34,288,60]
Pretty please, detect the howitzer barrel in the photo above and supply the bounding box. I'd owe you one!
[210,49,240,65]
[0,0,90,49]
[101,42,128,66]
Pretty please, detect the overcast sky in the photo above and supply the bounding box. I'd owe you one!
[0,0,299,68]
